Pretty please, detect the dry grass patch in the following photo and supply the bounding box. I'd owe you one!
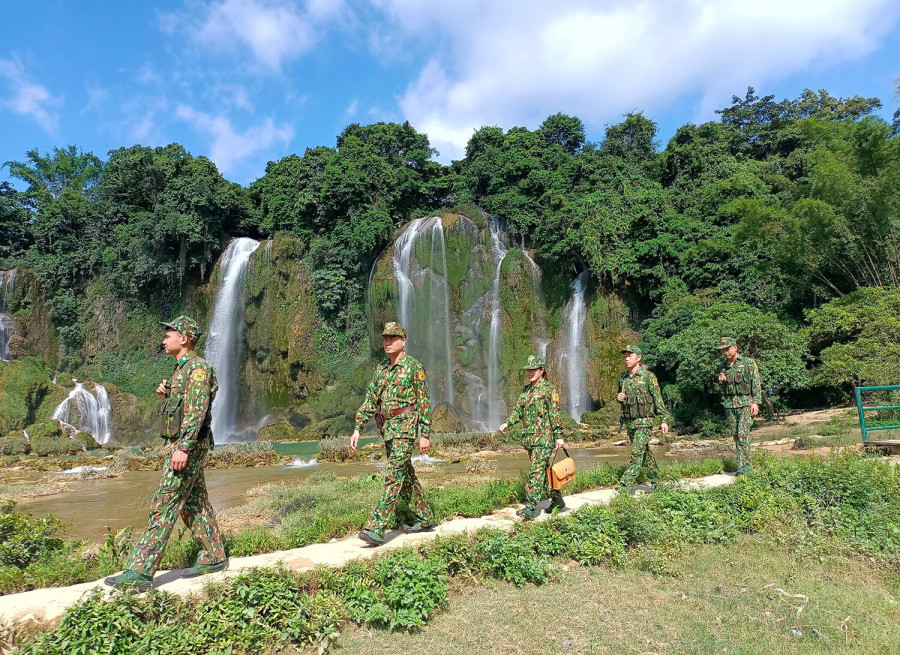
[336,535,900,655]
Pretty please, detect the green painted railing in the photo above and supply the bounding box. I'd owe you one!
[854,385,900,442]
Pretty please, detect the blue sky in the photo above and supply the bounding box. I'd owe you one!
[2,0,898,185]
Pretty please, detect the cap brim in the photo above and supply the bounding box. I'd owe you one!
[161,321,178,331]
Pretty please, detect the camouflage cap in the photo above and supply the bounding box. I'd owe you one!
[161,315,203,343]
[621,344,643,355]
[717,337,737,349]
[522,354,546,370]
[382,322,408,338]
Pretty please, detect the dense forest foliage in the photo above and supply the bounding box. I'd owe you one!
[2,87,899,430]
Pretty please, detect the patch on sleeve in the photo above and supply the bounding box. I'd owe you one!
[191,368,208,383]
[415,369,427,382]
[551,390,559,403]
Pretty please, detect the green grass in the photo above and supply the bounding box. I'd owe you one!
[14,452,900,654]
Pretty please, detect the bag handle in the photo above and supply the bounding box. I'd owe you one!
[551,446,570,465]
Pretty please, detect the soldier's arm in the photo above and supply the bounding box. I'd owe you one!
[414,367,431,438]
[354,370,381,432]
[650,374,672,425]
[504,392,527,429]
[750,360,763,405]
[549,387,564,439]
[178,364,211,452]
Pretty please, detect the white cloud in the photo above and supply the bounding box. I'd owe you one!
[368,0,900,160]
[0,57,61,134]
[83,86,109,112]
[176,104,294,173]
[345,98,358,117]
[165,0,346,71]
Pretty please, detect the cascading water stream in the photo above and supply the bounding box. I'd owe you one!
[206,237,261,442]
[520,237,550,355]
[392,217,454,406]
[486,217,509,430]
[0,269,17,361]
[558,268,592,421]
[51,382,113,445]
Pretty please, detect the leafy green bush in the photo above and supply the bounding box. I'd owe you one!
[475,530,551,587]
[0,502,64,569]
[30,435,82,456]
[0,433,29,455]
[28,420,64,440]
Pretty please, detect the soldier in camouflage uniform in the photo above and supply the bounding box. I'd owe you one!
[717,337,762,475]
[105,316,226,591]
[351,322,434,546]
[499,355,567,520]
[616,345,671,491]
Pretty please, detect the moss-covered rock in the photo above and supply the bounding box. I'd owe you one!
[257,420,306,442]
[0,359,66,433]
[296,416,351,441]
[28,420,64,440]
[73,431,101,450]
[31,435,82,456]
[432,403,465,434]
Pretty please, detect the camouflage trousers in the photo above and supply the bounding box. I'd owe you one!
[126,449,225,576]
[618,426,660,489]
[725,406,753,473]
[524,442,561,510]
[365,437,434,536]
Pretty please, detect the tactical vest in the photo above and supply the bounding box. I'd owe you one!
[622,390,655,420]
[723,363,752,396]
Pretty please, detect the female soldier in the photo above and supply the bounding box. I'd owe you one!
[498,355,567,520]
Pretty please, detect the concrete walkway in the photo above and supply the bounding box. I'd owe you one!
[0,473,736,628]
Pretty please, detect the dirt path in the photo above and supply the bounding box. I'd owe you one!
[0,473,736,630]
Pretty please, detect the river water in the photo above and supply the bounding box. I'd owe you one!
[17,445,670,543]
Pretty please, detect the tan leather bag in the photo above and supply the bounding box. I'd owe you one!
[547,447,576,490]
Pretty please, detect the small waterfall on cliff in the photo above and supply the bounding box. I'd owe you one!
[521,237,550,356]
[392,217,454,406]
[51,382,113,444]
[0,269,17,361]
[486,218,509,429]
[207,237,261,442]
[557,268,591,421]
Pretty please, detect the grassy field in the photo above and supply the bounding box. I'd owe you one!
[337,535,900,655]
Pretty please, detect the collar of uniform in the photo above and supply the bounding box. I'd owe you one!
[177,352,196,367]
[388,352,413,369]
[724,354,743,367]
[627,367,645,379]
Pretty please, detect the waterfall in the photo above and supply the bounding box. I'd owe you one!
[520,237,550,356]
[0,269,17,361]
[486,217,508,430]
[558,268,592,421]
[51,382,113,445]
[392,217,454,406]
[206,237,261,442]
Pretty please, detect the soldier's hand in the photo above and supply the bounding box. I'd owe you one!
[171,449,189,471]
[350,430,360,451]
[555,438,565,449]
[718,372,727,383]
[419,437,430,454]
[156,379,168,398]
[661,422,669,435]
[498,423,509,434]
[750,403,759,417]
[616,392,626,403]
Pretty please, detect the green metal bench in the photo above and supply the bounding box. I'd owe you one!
[854,385,900,448]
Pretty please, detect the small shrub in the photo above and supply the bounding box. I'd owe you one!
[0,433,29,455]
[476,529,551,587]
[30,436,82,456]
[0,501,65,569]
[28,421,64,440]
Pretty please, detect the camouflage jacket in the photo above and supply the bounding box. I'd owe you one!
[717,355,762,409]
[504,378,563,447]
[168,352,217,452]
[617,368,671,428]
[355,352,431,440]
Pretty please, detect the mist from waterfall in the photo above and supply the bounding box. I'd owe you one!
[392,216,454,406]
[51,382,113,445]
[557,268,592,421]
[206,237,261,442]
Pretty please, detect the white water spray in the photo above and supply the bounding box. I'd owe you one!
[206,237,261,442]
[0,269,17,361]
[558,268,592,420]
[486,217,509,430]
[51,382,113,445]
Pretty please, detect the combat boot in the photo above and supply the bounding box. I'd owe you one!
[358,530,385,546]
[104,569,153,592]
[546,496,566,514]
[401,522,435,534]
[181,560,228,578]
[516,506,538,521]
